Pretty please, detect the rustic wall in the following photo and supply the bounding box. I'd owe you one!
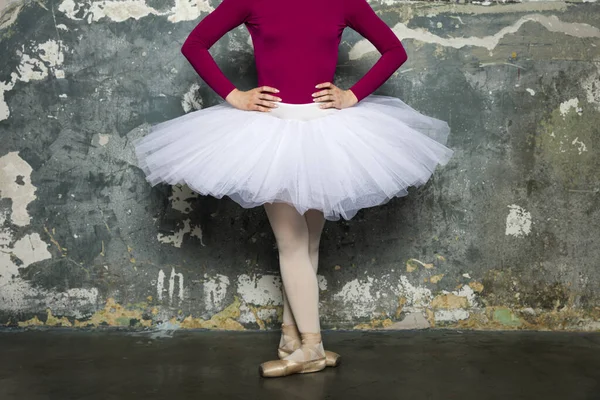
[1,0,599,331]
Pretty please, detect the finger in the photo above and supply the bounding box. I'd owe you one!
[315,89,333,97]
[255,104,273,112]
[317,94,334,102]
[312,89,332,100]
[318,101,333,109]
[259,86,280,94]
[257,99,278,108]
[258,93,282,102]
[315,82,332,89]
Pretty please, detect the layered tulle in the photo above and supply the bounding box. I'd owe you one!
[133,94,454,221]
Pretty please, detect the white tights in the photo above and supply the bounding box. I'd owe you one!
[263,202,326,334]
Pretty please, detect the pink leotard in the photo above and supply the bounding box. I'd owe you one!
[180,0,408,104]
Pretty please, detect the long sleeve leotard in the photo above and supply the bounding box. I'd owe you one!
[180,0,407,104]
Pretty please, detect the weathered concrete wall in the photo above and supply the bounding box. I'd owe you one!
[1,0,599,332]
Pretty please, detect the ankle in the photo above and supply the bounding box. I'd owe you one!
[279,323,301,351]
[300,332,322,345]
[299,333,325,359]
[281,323,300,336]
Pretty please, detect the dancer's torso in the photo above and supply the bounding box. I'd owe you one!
[181,0,405,104]
[245,0,346,104]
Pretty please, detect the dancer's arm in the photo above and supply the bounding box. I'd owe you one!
[344,0,408,102]
[181,0,251,100]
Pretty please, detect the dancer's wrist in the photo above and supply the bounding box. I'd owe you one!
[345,89,359,107]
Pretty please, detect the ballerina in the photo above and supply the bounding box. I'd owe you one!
[133,0,454,378]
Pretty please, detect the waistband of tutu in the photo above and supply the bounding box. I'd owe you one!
[276,101,318,107]
[268,101,338,121]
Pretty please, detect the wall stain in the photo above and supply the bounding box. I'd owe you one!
[535,99,599,187]
[353,317,394,330]
[177,296,244,330]
[430,293,469,310]
[74,298,152,328]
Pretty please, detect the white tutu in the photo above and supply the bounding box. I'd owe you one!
[133,94,454,221]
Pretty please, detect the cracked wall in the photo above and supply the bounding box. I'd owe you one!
[1,0,600,331]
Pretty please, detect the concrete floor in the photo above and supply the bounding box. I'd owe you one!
[0,329,599,399]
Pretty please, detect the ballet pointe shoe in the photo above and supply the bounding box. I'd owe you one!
[260,332,326,378]
[279,347,341,368]
[277,323,341,367]
[277,323,301,357]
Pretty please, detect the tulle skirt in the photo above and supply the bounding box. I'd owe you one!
[133,94,454,221]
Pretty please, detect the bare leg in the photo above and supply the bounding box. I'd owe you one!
[264,202,324,362]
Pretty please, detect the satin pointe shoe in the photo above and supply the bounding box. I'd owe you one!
[260,332,327,378]
[278,323,342,367]
[277,323,301,357]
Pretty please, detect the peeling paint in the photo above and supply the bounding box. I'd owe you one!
[0,40,68,121]
[182,83,203,112]
[45,309,73,326]
[431,293,469,310]
[451,305,600,331]
[334,277,379,318]
[505,205,532,238]
[155,267,184,303]
[536,96,600,186]
[435,309,470,323]
[571,137,588,155]
[469,282,484,293]
[169,185,199,214]
[492,307,523,327]
[74,298,152,327]
[203,273,230,313]
[0,152,36,226]
[57,0,211,24]
[157,218,204,247]
[0,153,98,316]
[406,258,435,272]
[97,133,110,146]
[17,315,45,327]
[177,296,244,330]
[236,274,282,306]
[559,98,583,118]
[395,275,433,311]
[246,304,279,329]
[384,312,430,330]
[0,0,24,29]
[581,65,600,111]
[353,317,393,330]
[350,14,600,60]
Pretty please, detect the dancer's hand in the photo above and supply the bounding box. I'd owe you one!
[225,87,281,112]
[312,82,358,109]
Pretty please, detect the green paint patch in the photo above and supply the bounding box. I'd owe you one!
[127,302,149,310]
[115,317,132,326]
[493,307,522,327]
